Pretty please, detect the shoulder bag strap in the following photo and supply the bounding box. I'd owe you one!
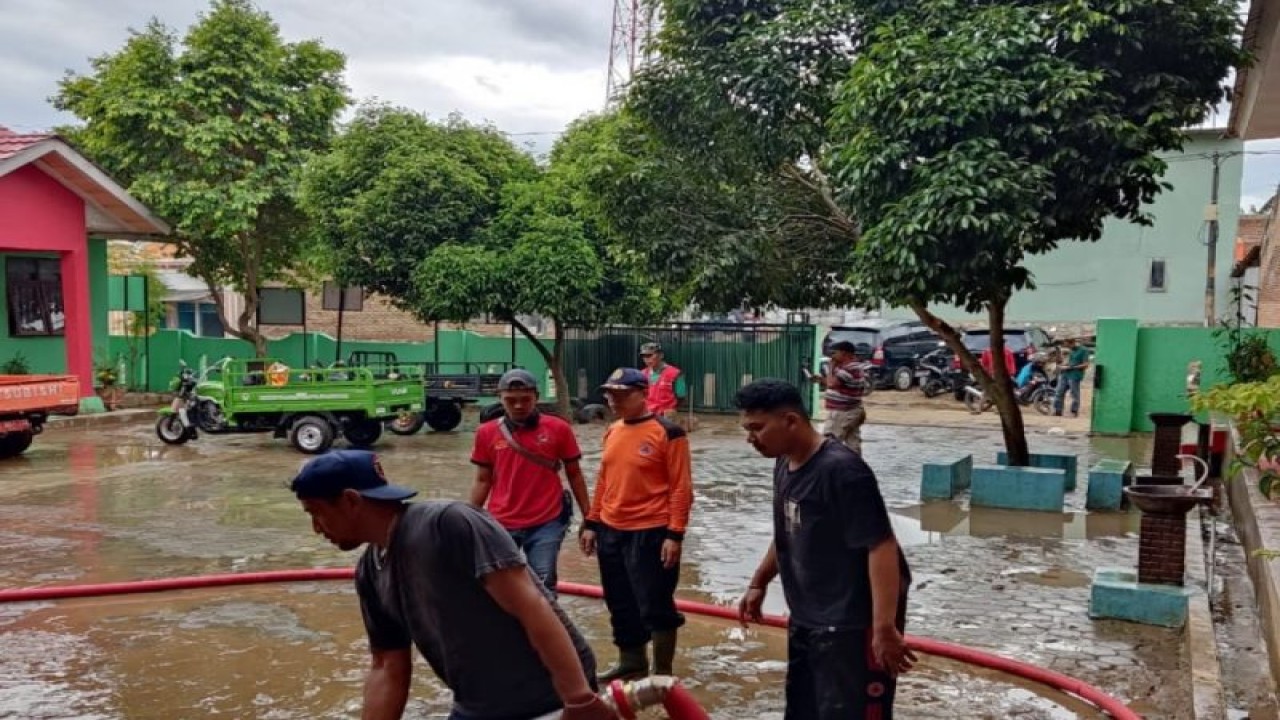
[497,420,563,472]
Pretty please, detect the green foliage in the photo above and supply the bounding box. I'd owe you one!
[1192,376,1280,498]
[300,105,537,310]
[54,0,350,353]
[1215,285,1279,383]
[624,0,1241,462]
[829,0,1242,314]
[1,353,29,375]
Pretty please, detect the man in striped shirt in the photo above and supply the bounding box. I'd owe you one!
[815,340,868,454]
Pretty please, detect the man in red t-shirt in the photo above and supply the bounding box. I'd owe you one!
[471,369,590,594]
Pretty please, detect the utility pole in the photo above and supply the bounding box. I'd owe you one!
[1205,152,1222,327]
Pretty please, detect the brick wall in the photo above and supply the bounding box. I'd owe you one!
[1255,205,1280,327]
[258,290,526,342]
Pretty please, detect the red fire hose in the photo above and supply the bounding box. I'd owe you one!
[0,570,1140,719]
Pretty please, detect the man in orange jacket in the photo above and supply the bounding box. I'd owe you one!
[580,367,694,682]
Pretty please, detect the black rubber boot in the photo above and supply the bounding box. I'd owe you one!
[598,645,649,683]
[651,630,678,676]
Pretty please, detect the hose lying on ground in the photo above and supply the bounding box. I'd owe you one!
[0,570,1141,720]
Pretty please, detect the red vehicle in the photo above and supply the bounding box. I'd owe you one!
[0,375,80,459]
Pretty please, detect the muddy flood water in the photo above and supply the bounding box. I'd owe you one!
[0,415,1193,718]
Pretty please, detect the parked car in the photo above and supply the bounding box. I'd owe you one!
[956,327,1055,373]
[822,319,943,390]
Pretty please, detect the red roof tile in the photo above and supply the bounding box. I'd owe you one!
[0,125,53,161]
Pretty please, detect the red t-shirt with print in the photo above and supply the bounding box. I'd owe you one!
[470,413,583,530]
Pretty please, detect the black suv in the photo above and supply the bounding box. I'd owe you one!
[958,327,1054,372]
[822,319,942,390]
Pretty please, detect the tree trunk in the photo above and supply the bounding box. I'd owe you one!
[985,301,1030,466]
[204,276,268,357]
[909,300,1029,465]
[511,317,572,419]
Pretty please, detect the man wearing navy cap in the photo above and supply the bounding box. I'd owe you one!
[290,450,613,720]
[580,368,694,682]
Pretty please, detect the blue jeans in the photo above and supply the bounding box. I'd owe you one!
[1054,374,1082,415]
[507,517,568,595]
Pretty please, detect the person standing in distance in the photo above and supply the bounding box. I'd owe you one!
[290,450,614,720]
[580,368,694,682]
[735,379,915,719]
[812,340,868,454]
[1053,337,1091,418]
[470,369,590,595]
[639,343,686,420]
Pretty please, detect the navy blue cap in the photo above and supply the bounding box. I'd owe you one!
[290,450,418,501]
[498,368,539,391]
[600,367,649,391]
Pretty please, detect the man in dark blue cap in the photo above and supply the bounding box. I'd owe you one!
[290,450,614,720]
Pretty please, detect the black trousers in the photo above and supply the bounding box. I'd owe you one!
[596,525,685,648]
[784,626,898,720]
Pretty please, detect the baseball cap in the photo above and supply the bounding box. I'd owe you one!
[829,340,858,354]
[600,367,649,391]
[290,450,418,501]
[639,342,663,356]
[497,368,539,391]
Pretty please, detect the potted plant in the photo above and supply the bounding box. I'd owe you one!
[94,357,125,410]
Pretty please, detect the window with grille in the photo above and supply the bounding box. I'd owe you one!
[5,257,64,336]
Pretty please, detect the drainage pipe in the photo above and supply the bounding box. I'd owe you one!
[0,571,1141,720]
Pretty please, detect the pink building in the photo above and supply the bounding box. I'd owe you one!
[0,126,168,409]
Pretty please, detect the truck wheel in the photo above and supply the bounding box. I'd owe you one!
[385,412,425,436]
[345,419,383,448]
[575,403,610,425]
[479,403,505,423]
[156,416,191,445]
[0,431,33,459]
[289,415,335,454]
[425,402,463,432]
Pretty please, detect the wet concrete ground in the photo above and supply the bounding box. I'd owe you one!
[0,414,1191,718]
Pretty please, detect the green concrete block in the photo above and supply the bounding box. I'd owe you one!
[1089,567,1193,628]
[997,451,1078,492]
[1086,459,1134,511]
[971,465,1066,512]
[78,396,106,414]
[921,455,972,501]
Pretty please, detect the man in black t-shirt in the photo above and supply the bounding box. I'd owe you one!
[289,450,616,720]
[734,380,915,719]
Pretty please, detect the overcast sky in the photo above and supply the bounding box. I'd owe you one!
[3,0,1279,211]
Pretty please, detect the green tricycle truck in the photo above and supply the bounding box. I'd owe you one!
[155,357,424,454]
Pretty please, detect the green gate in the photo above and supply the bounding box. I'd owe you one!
[562,323,816,414]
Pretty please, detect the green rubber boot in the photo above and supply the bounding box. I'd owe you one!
[598,645,649,683]
[651,630,678,676]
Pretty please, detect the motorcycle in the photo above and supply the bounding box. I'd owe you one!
[156,361,199,444]
[155,360,229,444]
[913,346,952,398]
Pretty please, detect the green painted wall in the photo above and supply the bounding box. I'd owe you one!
[1092,318,1280,433]
[107,328,551,393]
[883,133,1245,324]
[88,239,109,365]
[0,251,65,373]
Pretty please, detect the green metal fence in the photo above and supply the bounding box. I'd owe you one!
[562,323,817,414]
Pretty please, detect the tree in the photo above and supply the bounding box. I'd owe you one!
[624,0,1242,463]
[302,109,671,415]
[54,0,349,355]
[564,110,857,313]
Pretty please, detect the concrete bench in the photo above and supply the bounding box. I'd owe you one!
[971,465,1068,512]
[921,455,973,501]
[1085,459,1134,511]
[997,451,1078,492]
